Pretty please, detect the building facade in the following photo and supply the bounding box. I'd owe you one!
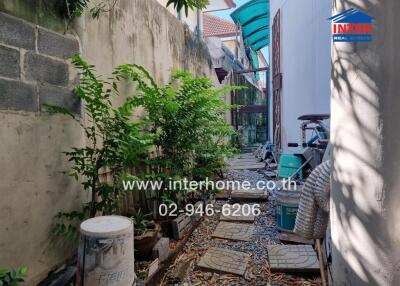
[269,0,331,151]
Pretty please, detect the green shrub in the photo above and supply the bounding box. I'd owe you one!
[0,267,28,286]
[48,55,153,239]
[115,67,239,206]
[50,55,238,234]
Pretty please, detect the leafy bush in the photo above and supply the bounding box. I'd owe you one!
[0,267,28,286]
[47,55,153,238]
[131,210,155,236]
[115,67,239,206]
[50,55,238,235]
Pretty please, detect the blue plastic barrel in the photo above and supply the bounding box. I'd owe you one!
[276,189,301,232]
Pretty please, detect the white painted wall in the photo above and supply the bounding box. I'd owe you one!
[205,0,235,12]
[330,1,400,284]
[156,0,200,32]
[269,0,331,151]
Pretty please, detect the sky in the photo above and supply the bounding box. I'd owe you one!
[210,0,269,63]
[211,0,249,19]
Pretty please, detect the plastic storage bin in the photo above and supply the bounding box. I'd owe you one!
[278,153,304,179]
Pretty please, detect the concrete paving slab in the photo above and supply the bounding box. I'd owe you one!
[267,245,319,273]
[237,153,256,159]
[230,162,266,170]
[279,233,314,245]
[265,171,277,178]
[212,222,254,241]
[215,190,230,199]
[197,247,250,276]
[231,188,268,201]
[219,204,256,222]
[229,158,261,163]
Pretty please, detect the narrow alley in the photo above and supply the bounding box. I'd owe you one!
[1,0,400,286]
[160,163,322,286]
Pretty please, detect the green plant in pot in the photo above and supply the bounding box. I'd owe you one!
[132,210,159,261]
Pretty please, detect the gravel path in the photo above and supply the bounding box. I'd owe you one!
[161,169,322,286]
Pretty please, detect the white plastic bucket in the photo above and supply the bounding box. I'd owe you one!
[77,216,135,286]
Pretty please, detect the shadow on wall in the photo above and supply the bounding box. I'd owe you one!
[330,0,399,285]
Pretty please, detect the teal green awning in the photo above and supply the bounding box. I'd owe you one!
[231,0,269,52]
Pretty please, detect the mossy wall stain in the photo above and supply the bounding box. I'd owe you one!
[0,0,66,32]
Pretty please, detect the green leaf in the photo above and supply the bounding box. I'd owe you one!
[19,267,28,276]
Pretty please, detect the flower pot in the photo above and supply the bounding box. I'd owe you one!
[134,225,159,261]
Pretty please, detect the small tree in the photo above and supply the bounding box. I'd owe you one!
[48,55,153,239]
[114,67,238,206]
[166,0,209,16]
[50,56,238,236]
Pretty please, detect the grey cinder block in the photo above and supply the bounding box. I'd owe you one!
[39,84,80,114]
[0,45,20,79]
[152,237,169,261]
[0,78,37,112]
[38,28,79,59]
[24,52,69,86]
[0,12,35,50]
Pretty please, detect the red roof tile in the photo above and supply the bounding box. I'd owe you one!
[203,14,238,37]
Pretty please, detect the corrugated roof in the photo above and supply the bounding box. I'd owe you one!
[231,0,269,51]
[203,14,238,37]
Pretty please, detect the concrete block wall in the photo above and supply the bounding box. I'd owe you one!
[0,12,80,114]
[0,0,218,284]
[0,12,84,285]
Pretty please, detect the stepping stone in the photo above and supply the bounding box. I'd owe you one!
[230,158,261,163]
[197,247,249,276]
[211,222,254,241]
[230,164,266,170]
[237,153,255,159]
[227,155,255,164]
[265,171,277,178]
[215,190,230,199]
[267,245,320,273]
[228,157,266,170]
[219,204,255,222]
[229,162,265,170]
[231,188,268,202]
[279,233,314,245]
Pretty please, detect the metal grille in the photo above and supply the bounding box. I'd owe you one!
[272,10,282,149]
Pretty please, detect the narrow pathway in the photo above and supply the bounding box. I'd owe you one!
[161,164,322,286]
